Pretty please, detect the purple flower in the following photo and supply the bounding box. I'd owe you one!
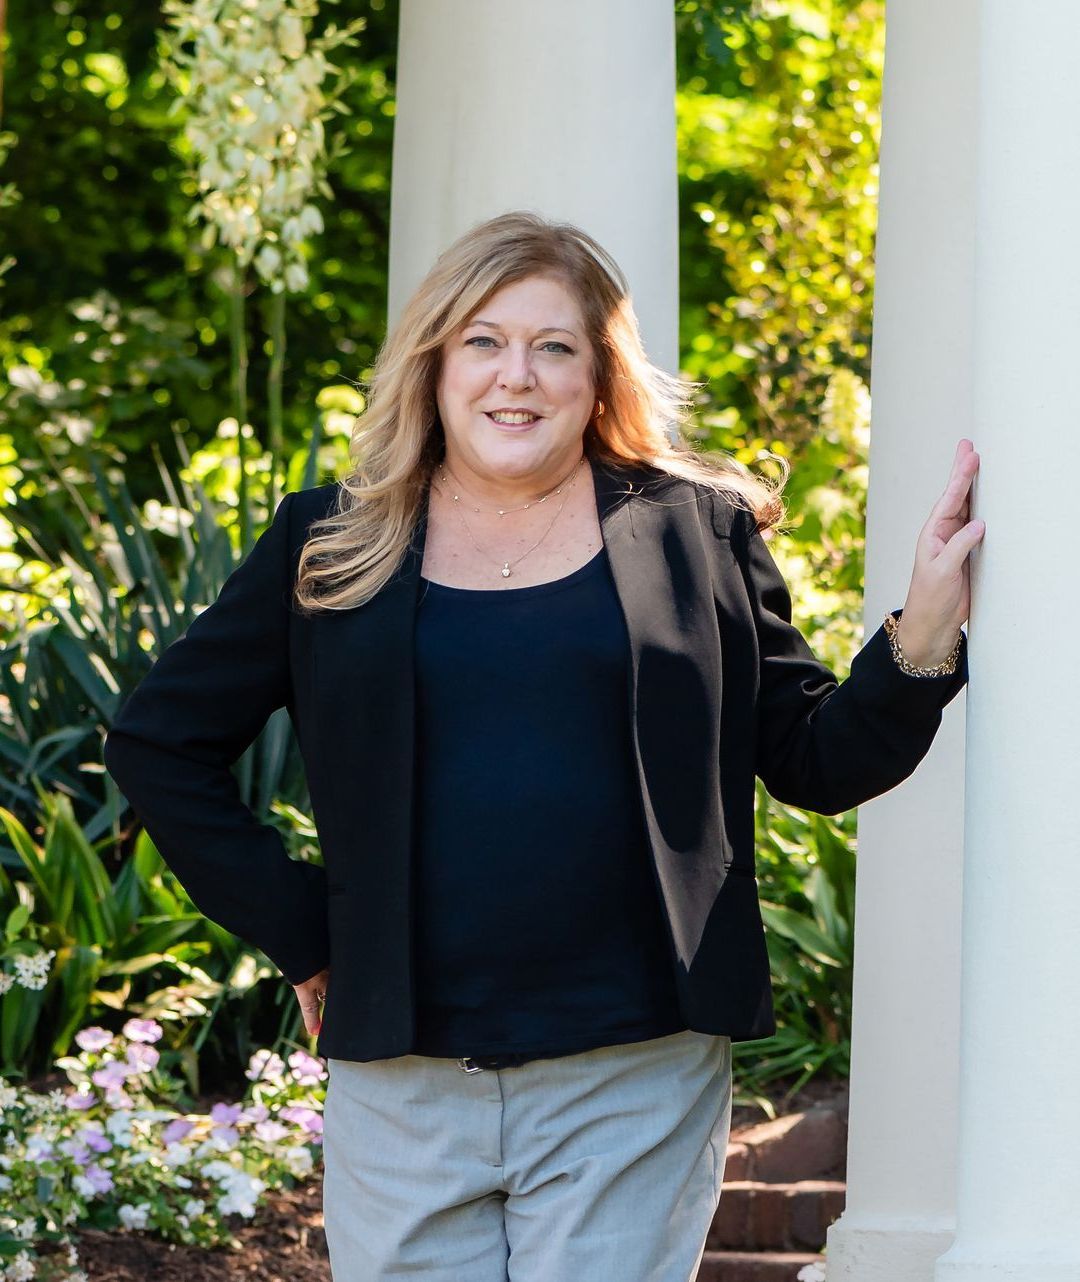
[162,1118,194,1144]
[125,1044,160,1074]
[245,1049,286,1083]
[75,1027,114,1053]
[241,1103,269,1123]
[65,1091,96,1111]
[25,1136,54,1163]
[59,1138,92,1166]
[210,1102,242,1126]
[287,1049,327,1084]
[91,1061,131,1090]
[254,1120,289,1143]
[103,1086,132,1110]
[122,1017,163,1044]
[84,1163,114,1195]
[79,1128,112,1154]
[280,1106,323,1135]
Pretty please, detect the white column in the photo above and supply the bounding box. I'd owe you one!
[827,3,978,1278]
[933,3,1080,1277]
[388,0,679,374]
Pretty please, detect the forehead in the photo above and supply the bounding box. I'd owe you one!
[464,274,585,326]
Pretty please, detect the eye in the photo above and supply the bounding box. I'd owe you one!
[464,337,573,353]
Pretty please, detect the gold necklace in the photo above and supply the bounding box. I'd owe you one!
[437,453,583,516]
[434,455,585,580]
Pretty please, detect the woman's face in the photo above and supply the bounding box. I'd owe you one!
[435,274,597,494]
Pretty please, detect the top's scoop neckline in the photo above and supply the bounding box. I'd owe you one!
[419,546,606,598]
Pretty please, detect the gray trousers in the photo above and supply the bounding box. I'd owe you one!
[322,1028,732,1281]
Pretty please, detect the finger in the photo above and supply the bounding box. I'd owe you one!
[931,446,979,524]
[296,987,325,1037]
[937,517,986,572]
[299,997,322,1038]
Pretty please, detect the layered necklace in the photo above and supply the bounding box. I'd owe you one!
[433,454,586,580]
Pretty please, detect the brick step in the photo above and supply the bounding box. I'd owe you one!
[723,1107,847,1184]
[696,1249,826,1281]
[708,1179,846,1252]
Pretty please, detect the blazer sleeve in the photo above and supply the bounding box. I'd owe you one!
[731,504,969,815]
[102,490,329,987]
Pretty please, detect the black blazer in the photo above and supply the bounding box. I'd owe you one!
[103,454,968,1061]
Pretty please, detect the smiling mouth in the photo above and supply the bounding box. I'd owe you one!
[485,412,543,428]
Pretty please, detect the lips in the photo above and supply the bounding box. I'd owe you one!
[485,412,543,428]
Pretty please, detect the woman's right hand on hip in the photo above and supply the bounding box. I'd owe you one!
[292,966,330,1038]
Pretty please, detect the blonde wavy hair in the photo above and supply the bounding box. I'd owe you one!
[295,209,787,613]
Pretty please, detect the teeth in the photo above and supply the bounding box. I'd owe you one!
[489,412,539,424]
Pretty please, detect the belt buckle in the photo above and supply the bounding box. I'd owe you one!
[457,1057,485,1073]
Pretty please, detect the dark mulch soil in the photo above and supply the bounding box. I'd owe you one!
[77,1182,330,1282]
[70,1075,848,1280]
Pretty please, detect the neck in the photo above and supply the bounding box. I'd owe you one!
[437,451,586,508]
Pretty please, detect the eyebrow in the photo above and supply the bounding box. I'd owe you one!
[466,320,579,338]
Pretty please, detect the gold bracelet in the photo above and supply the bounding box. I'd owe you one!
[883,611,963,678]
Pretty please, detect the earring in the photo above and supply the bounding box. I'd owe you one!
[594,399,605,419]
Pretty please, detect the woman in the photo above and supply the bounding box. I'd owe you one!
[104,210,983,1281]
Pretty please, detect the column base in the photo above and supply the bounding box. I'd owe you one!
[935,1246,1080,1281]
[826,1212,955,1282]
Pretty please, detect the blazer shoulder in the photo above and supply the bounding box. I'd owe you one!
[290,481,341,528]
[618,463,751,541]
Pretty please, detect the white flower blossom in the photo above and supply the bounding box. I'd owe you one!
[0,972,14,995]
[6,1250,35,1281]
[118,1203,151,1230]
[12,949,55,990]
[13,1217,35,1240]
[162,1141,192,1169]
[105,1110,134,1145]
[159,0,363,292]
[282,1144,314,1178]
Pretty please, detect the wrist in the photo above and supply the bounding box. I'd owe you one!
[884,609,963,678]
[895,617,960,668]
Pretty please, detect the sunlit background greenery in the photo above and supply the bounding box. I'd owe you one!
[0,0,881,1114]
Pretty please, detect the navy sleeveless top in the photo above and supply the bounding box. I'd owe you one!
[411,544,685,1058]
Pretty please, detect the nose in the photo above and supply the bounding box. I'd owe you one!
[496,341,537,392]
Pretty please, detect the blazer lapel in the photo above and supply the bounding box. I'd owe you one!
[594,457,731,971]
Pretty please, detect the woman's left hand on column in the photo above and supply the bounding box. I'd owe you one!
[897,437,985,666]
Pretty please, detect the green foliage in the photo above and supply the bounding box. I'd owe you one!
[0,783,323,1087]
[0,787,202,1077]
[676,0,880,659]
[0,433,360,1083]
[677,0,881,441]
[733,780,857,1108]
[0,0,397,498]
[0,130,20,291]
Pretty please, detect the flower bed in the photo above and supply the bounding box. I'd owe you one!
[0,1021,326,1282]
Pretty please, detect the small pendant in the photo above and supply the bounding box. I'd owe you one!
[501,564,512,577]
